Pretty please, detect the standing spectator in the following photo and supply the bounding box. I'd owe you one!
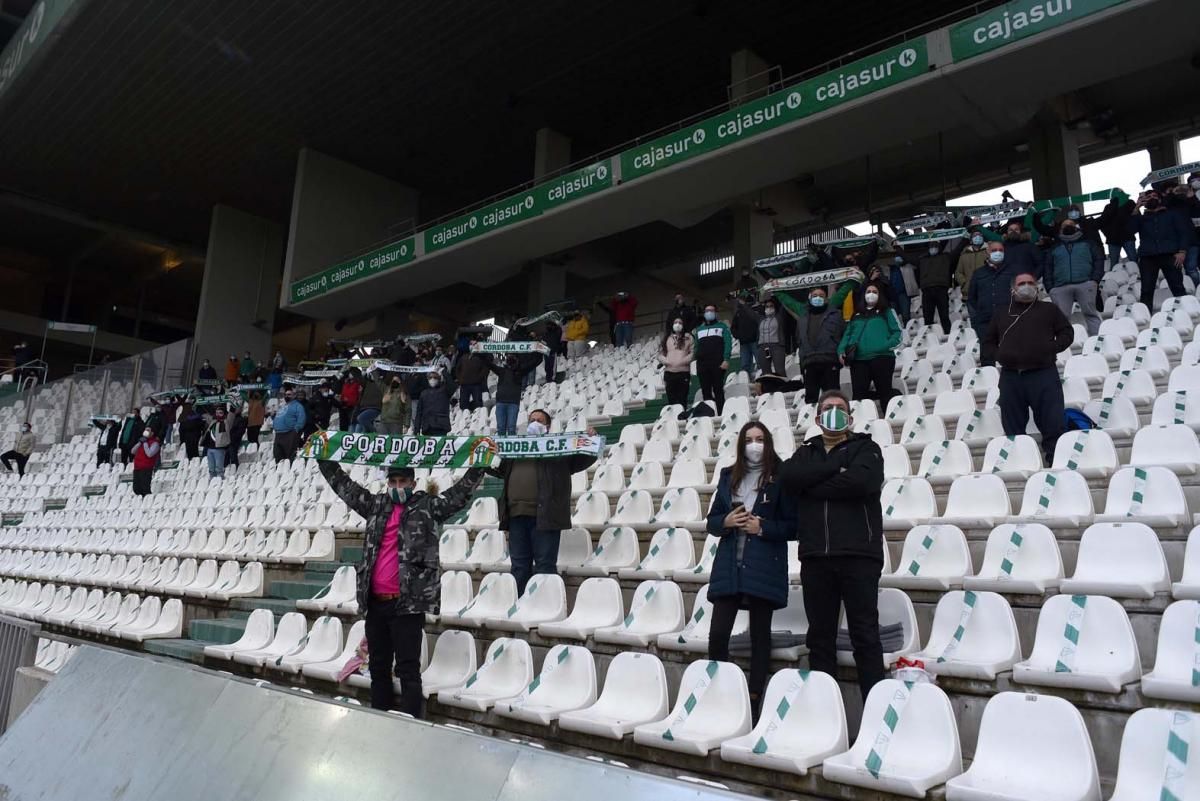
[564,312,590,359]
[1130,189,1191,309]
[203,409,231,479]
[914,235,967,334]
[270,350,286,374]
[0,422,33,477]
[226,408,246,469]
[542,321,563,383]
[792,278,857,404]
[178,405,203,460]
[1043,218,1105,336]
[144,405,164,442]
[1166,179,1200,289]
[272,390,307,463]
[730,297,760,377]
[159,401,178,445]
[353,375,384,434]
[490,409,597,594]
[12,340,32,371]
[239,351,256,381]
[317,459,486,716]
[982,221,1043,280]
[888,253,918,324]
[95,419,118,468]
[838,282,901,406]
[224,355,239,383]
[955,230,989,293]
[667,293,698,333]
[1099,190,1138,267]
[246,391,266,444]
[658,318,694,408]
[756,297,787,377]
[611,291,638,348]
[981,272,1074,463]
[706,421,797,720]
[298,390,319,439]
[339,372,363,431]
[967,242,1021,340]
[694,303,732,414]
[488,354,537,436]
[118,408,142,465]
[455,349,489,412]
[416,371,453,436]
[780,390,886,700]
[131,427,160,496]
[377,378,410,435]
[196,359,218,382]
[310,385,334,431]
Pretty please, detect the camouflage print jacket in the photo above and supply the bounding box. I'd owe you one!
[318,461,485,616]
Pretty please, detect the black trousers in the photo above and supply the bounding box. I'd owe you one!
[663,370,691,407]
[120,445,134,465]
[365,600,425,716]
[707,595,774,708]
[848,356,896,407]
[922,286,951,333]
[96,446,112,468]
[696,363,726,413]
[0,451,28,477]
[802,363,842,404]
[182,437,199,460]
[1138,253,1186,308]
[272,430,299,463]
[801,556,885,700]
[998,366,1065,463]
[247,425,261,444]
[132,468,153,496]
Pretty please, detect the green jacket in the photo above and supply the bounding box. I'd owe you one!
[379,391,410,427]
[693,320,733,367]
[838,308,902,361]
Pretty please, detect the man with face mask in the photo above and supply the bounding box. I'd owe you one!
[913,233,967,335]
[982,272,1074,462]
[1,423,34,477]
[785,276,860,403]
[1165,177,1200,289]
[887,252,918,324]
[272,390,307,463]
[203,408,232,478]
[1042,218,1105,335]
[416,369,453,436]
[667,293,698,334]
[756,298,788,377]
[730,296,761,377]
[980,221,1043,281]
[967,242,1021,341]
[695,303,733,413]
[1130,189,1191,308]
[779,390,886,700]
[197,359,218,382]
[131,426,160,496]
[455,347,490,411]
[955,230,989,292]
[489,409,598,595]
[95,418,119,467]
[317,456,488,716]
[118,408,143,465]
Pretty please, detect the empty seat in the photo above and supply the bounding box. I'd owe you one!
[964,523,1064,594]
[449,572,518,628]
[1131,424,1200,474]
[493,644,598,726]
[1060,522,1170,599]
[1051,429,1119,478]
[593,580,686,647]
[1011,470,1094,527]
[1013,594,1141,693]
[1108,707,1199,801]
[1142,601,1200,703]
[823,679,962,797]
[232,612,308,668]
[459,528,508,570]
[667,458,714,491]
[565,526,639,576]
[674,534,720,583]
[980,434,1043,479]
[438,528,470,568]
[939,474,1011,528]
[537,577,624,640]
[912,590,1022,680]
[559,652,670,740]
[301,620,366,683]
[609,489,655,526]
[882,444,913,479]
[271,615,344,673]
[1174,526,1200,600]
[945,692,1099,801]
[618,527,695,579]
[632,660,752,756]
[1119,344,1171,378]
[487,573,567,632]
[420,629,478,697]
[627,460,666,491]
[881,525,972,590]
[837,588,919,668]
[1096,466,1189,527]
[589,464,627,495]
[1170,365,1200,395]
[880,478,937,529]
[931,390,976,420]
[954,407,1006,446]
[915,440,973,484]
[570,492,611,527]
[650,488,705,528]
[437,637,534,711]
[555,527,591,570]
[898,415,948,452]
[1083,394,1140,438]
[463,497,499,527]
[657,584,741,653]
[296,565,358,614]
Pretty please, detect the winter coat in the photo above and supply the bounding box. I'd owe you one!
[838,308,901,362]
[224,360,239,382]
[780,279,856,368]
[658,333,694,373]
[197,365,218,381]
[1043,239,1105,290]
[667,303,698,333]
[1131,208,1192,256]
[455,353,489,385]
[981,298,1073,370]
[1099,196,1136,245]
[488,356,538,404]
[203,420,231,449]
[612,296,638,323]
[730,303,760,342]
[247,398,265,427]
[915,237,967,289]
[132,437,161,471]
[357,379,384,413]
[980,230,1043,279]
[178,414,203,445]
[13,431,33,456]
[705,466,797,609]
[967,260,1024,329]
[379,390,411,427]
[417,385,452,433]
[118,415,142,448]
[319,461,484,615]
[694,320,733,367]
[273,400,307,433]
[565,317,590,341]
[780,433,885,562]
[955,247,989,290]
[491,451,598,532]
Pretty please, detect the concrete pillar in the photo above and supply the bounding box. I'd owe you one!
[281,148,419,300]
[375,306,412,338]
[526,262,566,313]
[1146,133,1182,172]
[194,205,283,365]
[730,48,770,104]
[732,205,774,283]
[1028,115,1081,198]
[534,128,572,181]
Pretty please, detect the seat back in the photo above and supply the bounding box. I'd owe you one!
[916,440,973,480]
[622,580,685,633]
[980,435,1043,475]
[637,439,673,465]
[653,489,702,526]
[665,660,751,738]
[880,478,937,521]
[923,590,1019,663]
[1027,594,1139,675]
[850,680,961,776]
[610,490,655,525]
[898,415,947,448]
[584,526,639,570]
[667,458,708,488]
[564,577,624,626]
[894,525,972,579]
[571,492,611,526]
[635,528,695,572]
[591,651,669,716]
[1051,429,1118,473]
[627,461,666,490]
[953,407,1005,444]
[439,528,470,563]
[973,523,1063,585]
[1102,466,1187,518]
[1131,424,1200,469]
[1016,470,1094,518]
[1149,601,1200,683]
[1071,523,1169,589]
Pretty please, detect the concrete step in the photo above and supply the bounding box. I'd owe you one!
[143,638,209,663]
[339,545,363,564]
[230,597,297,616]
[188,616,248,644]
[268,579,327,601]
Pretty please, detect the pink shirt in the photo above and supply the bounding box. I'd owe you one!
[370,504,405,596]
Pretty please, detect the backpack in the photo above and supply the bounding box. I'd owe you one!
[1064,408,1097,432]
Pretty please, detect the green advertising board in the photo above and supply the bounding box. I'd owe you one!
[0,0,84,100]
[620,39,928,182]
[289,237,416,304]
[949,0,1129,61]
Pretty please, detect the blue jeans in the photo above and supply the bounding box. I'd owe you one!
[507,515,560,596]
[1107,239,1137,265]
[353,408,380,433]
[1187,244,1200,289]
[739,340,757,376]
[496,402,519,435]
[615,321,634,348]
[206,447,226,477]
[893,294,911,324]
[460,383,483,411]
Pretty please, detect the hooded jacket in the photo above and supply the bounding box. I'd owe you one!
[779,279,856,367]
[490,451,597,532]
[838,307,901,362]
[981,298,1073,370]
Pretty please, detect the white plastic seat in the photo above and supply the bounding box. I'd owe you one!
[626,460,666,492]
[953,407,1006,446]
[945,692,1099,801]
[939,474,1011,528]
[915,440,973,484]
[1096,466,1188,527]
[1108,708,1200,801]
[1119,344,1170,378]
[1063,353,1110,384]
[881,525,972,590]
[296,565,358,614]
[589,464,626,495]
[1051,429,1119,479]
[880,477,937,529]
[898,415,948,452]
[719,669,847,775]
[570,491,611,527]
[632,660,752,756]
[673,534,720,583]
[931,389,976,421]
[980,434,1043,480]
[449,572,518,628]
[823,679,962,797]
[882,444,912,479]
[555,527,591,570]
[566,526,639,576]
[884,394,926,425]
[1139,325,1184,356]
[593,580,686,647]
[1013,594,1141,693]
[912,590,1022,680]
[537,577,624,640]
[270,615,344,673]
[438,528,471,569]
[204,608,276,660]
[836,588,919,668]
[1131,424,1200,474]
[635,439,673,466]
[609,489,655,527]
[650,488,705,528]
[420,629,478,697]
[1174,525,1200,600]
[1099,316,1139,346]
[232,612,309,668]
[656,584,744,653]
[1170,365,1200,395]
[666,458,714,491]
[1083,395,1140,438]
[459,528,508,570]
[1101,368,1157,406]
[205,561,264,600]
[1060,522,1170,599]
[559,652,670,740]
[463,496,499,528]
[964,523,1064,594]
[1142,601,1200,703]
[493,644,598,726]
[1011,469,1094,527]
[437,637,534,711]
[486,573,567,632]
[618,527,695,579]
[1152,390,1200,432]
[1062,375,1092,409]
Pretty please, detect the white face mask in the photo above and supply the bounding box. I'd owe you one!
[1191,179,1200,190]
[142,429,153,438]
[743,441,764,464]
[928,246,940,256]
[527,421,547,436]
[764,307,775,316]
[672,323,683,333]
[864,292,879,307]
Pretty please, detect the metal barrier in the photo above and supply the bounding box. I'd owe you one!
[0,614,38,736]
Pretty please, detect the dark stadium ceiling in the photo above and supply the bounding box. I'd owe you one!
[0,0,999,248]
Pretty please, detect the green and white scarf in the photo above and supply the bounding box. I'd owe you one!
[470,341,550,355]
[1142,161,1200,188]
[895,228,968,245]
[302,431,500,469]
[512,310,563,330]
[759,267,864,297]
[497,433,605,459]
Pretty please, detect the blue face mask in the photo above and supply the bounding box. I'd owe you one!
[1067,210,1081,220]
[388,486,411,504]
[971,235,984,246]
[703,310,717,322]
[809,295,826,309]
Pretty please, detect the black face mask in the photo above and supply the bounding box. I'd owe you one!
[1061,225,1078,236]
[1145,198,1161,211]
[1005,231,1021,241]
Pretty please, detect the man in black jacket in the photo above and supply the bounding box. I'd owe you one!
[982,272,1074,462]
[416,371,454,435]
[667,294,698,333]
[489,409,598,594]
[455,349,490,411]
[95,419,119,467]
[780,390,885,700]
